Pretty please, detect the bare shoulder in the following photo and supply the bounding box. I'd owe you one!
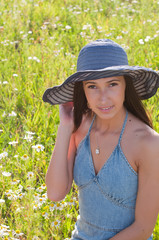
[128,113,159,169]
[125,112,159,167]
[138,122,159,159]
[141,127,159,169]
[74,113,94,149]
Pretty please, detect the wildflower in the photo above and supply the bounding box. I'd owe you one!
[43,206,49,211]
[80,32,86,37]
[2,111,6,117]
[2,171,11,177]
[41,25,47,30]
[11,179,20,185]
[8,193,18,200]
[0,199,5,203]
[0,224,10,237]
[36,186,44,193]
[33,204,39,210]
[28,31,32,34]
[22,34,28,39]
[18,185,23,191]
[138,39,144,44]
[60,200,67,209]
[97,26,102,30]
[50,203,56,211]
[55,202,61,210]
[67,199,75,205]
[2,81,8,84]
[8,141,18,146]
[42,211,49,219]
[21,154,29,160]
[42,193,47,199]
[41,183,46,189]
[13,74,18,77]
[16,207,24,212]
[24,134,34,142]
[5,189,13,195]
[27,171,34,179]
[0,151,8,159]
[1,59,8,62]
[13,229,24,237]
[26,185,34,190]
[9,111,17,117]
[51,220,61,228]
[65,25,71,30]
[28,56,40,62]
[34,192,40,198]
[82,24,92,30]
[145,36,151,42]
[18,192,25,199]
[116,36,123,39]
[33,56,40,63]
[38,197,46,204]
[26,131,35,135]
[32,144,44,152]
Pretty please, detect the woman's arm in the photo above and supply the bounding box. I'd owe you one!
[110,134,159,240]
[46,103,76,202]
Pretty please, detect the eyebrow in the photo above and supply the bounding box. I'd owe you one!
[84,79,121,85]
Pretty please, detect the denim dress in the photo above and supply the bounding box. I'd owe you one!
[72,111,153,240]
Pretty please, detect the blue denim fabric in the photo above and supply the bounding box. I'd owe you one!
[72,111,153,240]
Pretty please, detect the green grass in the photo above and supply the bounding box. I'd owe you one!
[0,0,159,239]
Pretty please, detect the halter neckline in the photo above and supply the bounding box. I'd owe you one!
[87,111,128,145]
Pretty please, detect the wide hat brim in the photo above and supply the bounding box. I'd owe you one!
[43,65,159,105]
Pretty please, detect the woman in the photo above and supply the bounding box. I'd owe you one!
[43,39,159,239]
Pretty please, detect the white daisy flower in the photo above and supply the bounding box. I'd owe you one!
[32,144,44,152]
[0,151,8,159]
[51,220,61,227]
[8,141,18,146]
[21,154,29,160]
[9,111,17,117]
[24,135,34,142]
[27,171,34,179]
[2,171,11,177]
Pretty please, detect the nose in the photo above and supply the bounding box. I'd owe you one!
[98,88,108,103]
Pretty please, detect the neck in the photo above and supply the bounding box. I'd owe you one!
[94,108,127,135]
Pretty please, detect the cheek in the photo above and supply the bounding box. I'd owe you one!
[116,86,126,103]
[84,88,93,101]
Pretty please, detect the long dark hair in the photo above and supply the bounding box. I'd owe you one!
[73,76,153,132]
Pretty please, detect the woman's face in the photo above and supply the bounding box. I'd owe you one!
[83,76,126,119]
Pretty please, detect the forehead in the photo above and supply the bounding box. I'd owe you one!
[83,76,125,84]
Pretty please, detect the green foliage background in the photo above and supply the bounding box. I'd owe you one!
[0,0,159,239]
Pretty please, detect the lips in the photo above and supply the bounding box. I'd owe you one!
[98,106,114,111]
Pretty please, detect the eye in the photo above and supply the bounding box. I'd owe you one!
[87,85,97,89]
[109,82,118,87]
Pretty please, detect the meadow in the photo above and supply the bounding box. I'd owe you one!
[0,0,159,239]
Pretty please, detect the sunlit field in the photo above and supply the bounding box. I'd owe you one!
[0,0,159,239]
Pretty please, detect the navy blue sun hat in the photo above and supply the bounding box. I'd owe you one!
[43,39,159,105]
